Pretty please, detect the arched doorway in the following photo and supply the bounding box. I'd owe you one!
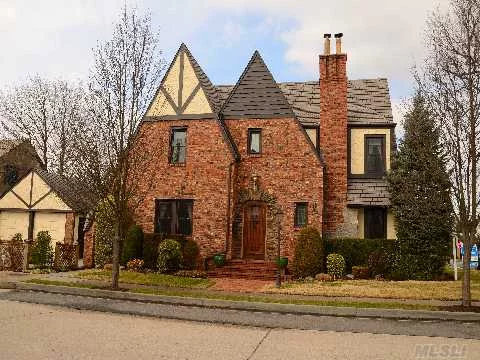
[243,202,266,259]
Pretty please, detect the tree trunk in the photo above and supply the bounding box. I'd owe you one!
[462,230,472,307]
[111,220,120,290]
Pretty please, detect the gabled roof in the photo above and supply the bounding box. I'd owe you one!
[216,78,394,126]
[180,44,222,113]
[0,139,26,158]
[220,51,294,119]
[35,169,94,212]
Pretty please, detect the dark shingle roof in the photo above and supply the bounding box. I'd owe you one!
[180,44,222,113]
[347,178,391,206]
[216,78,393,125]
[220,51,294,119]
[36,169,94,212]
[0,139,23,158]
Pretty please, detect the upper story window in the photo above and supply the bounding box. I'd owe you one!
[365,135,385,176]
[248,129,262,154]
[170,127,187,164]
[294,202,308,228]
[304,126,319,149]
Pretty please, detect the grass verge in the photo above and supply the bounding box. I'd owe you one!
[24,278,438,311]
[74,270,212,289]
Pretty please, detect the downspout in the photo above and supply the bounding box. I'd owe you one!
[225,160,236,256]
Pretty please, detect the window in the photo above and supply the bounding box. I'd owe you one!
[294,203,308,228]
[364,207,387,239]
[365,136,385,175]
[3,165,18,186]
[170,128,187,164]
[304,126,319,149]
[248,129,262,154]
[155,199,193,235]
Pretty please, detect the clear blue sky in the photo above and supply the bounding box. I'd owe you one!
[0,0,447,126]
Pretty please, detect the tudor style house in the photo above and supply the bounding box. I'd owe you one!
[131,34,395,263]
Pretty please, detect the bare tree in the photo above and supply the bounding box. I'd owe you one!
[0,76,84,176]
[419,0,480,307]
[72,6,164,289]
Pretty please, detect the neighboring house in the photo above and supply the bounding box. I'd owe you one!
[0,139,44,196]
[85,35,396,266]
[0,168,91,251]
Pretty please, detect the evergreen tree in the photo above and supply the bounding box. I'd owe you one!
[388,92,453,280]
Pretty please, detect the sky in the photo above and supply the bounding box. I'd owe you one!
[0,0,449,128]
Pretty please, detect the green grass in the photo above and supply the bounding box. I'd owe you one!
[74,269,212,289]
[24,278,438,311]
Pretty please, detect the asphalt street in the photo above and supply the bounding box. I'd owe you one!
[1,293,480,360]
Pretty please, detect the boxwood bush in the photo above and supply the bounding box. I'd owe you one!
[326,253,345,280]
[291,227,324,278]
[121,225,144,265]
[157,239,183,273]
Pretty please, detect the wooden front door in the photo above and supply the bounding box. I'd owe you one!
[243,202,266,259]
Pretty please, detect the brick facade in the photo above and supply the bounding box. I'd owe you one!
[132,119,233,258]
[64,212,75,244]
[83,223,95,268]
[319,53,348,237]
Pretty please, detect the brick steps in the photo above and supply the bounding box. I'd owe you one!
[207,260,285,280]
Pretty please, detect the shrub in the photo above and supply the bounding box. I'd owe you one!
[174,270,207,278]
[31,231,54,269]
[94,199,115,268]
[182,239,199,270]
[326,253,345,280]
[367,249,393,278]
[122,225,144,265]
[352,266,370,279]
[325,238,396,273]
[126,258,144,272]
[11,233,22,242]
[142,233,164,269]
[315,273,333,282]
[157,239,183,273]
[292,227,324,278]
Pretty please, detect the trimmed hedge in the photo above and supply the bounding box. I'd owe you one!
[142,233,164,269]
[157,239,183,273]
[325,238,397,273]
[121,225,144,265]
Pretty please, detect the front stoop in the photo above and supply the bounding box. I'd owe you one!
[207,259,289,280]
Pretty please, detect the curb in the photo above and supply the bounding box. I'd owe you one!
[12,282,480,322]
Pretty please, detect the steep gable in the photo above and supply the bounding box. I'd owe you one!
[145,44,219,119]
[221,51,294,119]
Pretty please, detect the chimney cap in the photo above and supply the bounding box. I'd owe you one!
[334,33,343,38]
[323,33,331,38]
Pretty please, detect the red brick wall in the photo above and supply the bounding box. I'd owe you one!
[131,119,233,258]
[83,223,95,268]
[319,54,348,237]
[225,118,324,259]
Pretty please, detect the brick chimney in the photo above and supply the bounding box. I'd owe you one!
[319,33,348,237]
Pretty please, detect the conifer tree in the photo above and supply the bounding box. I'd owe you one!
[388,92,453,280]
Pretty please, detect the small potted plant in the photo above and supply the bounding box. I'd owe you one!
[213,253,226,267]
[276,256,288,269]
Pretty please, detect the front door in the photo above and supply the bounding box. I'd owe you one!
[243,202,266,259]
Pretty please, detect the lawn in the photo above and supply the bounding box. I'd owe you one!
[265,270,480,301]
[74,269,212,289]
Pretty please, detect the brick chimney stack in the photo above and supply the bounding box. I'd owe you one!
[319,32,348,237]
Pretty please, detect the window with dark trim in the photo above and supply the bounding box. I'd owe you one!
[364,207,387,239]
[304,126,319,149]
[247,129,262,154]
[294,202,308,228]
[170,128,187,164]
[155,199,193,235]
[365,135,386,176]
